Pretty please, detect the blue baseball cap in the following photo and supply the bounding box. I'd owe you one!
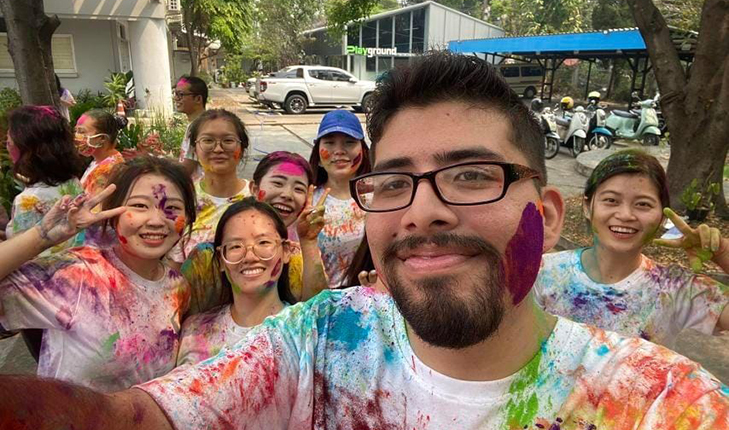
[316,110,364,141]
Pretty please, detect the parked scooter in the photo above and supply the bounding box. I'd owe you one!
[554,97,590,158]
[585,91,613,149]
[605,93,661,146]
[530,98,561,159]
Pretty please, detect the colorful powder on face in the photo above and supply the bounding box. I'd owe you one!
[174,215,186,235]
[225,270,242,295]
[256,189,266,201]
[500,202,544,306]
[118,235,128,244]
[77,114,89,126]
[271,259,282,278]
[233,147,242,160]
[274,162,306,177]
[319,148,331,160]
[351,150,363,170]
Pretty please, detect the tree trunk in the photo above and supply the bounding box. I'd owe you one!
[626,0,729,217]
[0,0,61,106]
[182,7,199,76]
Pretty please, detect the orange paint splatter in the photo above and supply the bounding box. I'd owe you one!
[319,148,331,160]
[233,147,242,160]
[174,215,186,235]
[536,200,545,216]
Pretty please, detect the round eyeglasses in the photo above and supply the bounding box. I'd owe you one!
[350,161,543,212]
[216,239,284,265]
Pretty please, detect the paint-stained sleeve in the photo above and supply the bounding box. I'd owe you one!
[674,270,729,334]
[0,253,85,331]
[288,252,304,299]
[137,300,319,429]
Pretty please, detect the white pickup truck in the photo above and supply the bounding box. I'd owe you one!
[256,66,376,114]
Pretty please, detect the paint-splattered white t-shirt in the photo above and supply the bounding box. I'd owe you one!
[139,287,728,429]
[313,187,365,288]
[0,246,190,392]
[534,249,728,348]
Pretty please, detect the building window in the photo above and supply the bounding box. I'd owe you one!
[377,56,392,75]
[395,12,410,53]
[362,21,377,48]
[378,17,392,48]
[365,56,377,80]
[521,65,544,77]
[499,66,520,78]
[346,25,360,47]
[0,34,77,73]
[412,8,425,53]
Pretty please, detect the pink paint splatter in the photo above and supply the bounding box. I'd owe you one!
[500,202,544,306]
[76,114,89,126]
[270,259,282,277]
[274,162,306,176]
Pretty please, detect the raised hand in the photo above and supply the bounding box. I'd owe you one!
[36,185,127,246]
[653,208,728,273]
[296,186,329,242]
[358,270,378,288]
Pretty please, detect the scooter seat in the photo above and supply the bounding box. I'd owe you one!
[555,117,571,127]
[612,109,639,119]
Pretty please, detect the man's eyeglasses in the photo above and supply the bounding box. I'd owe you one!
[195,137,241,152]
[173,91,197,99]
[350,161,543,213]
[217,239,284,265]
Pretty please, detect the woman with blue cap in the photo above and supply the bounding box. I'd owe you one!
[308,110,371,288]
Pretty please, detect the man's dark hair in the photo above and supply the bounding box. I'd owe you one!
[178,75,209,107]
[366,51,547,183]
[8,105,85,185]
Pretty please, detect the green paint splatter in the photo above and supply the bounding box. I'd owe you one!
[225,270,242,294]
[100,332,120,356]
[504,348,543,428]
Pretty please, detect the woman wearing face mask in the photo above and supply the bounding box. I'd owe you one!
[534,150,728,348]
[176,198,298,366]
[0,157,196,392]
[308,110,371,288]
[74,109,128,196]
[181,151,328,315]
[5,106,85,254]
[167,109,250,268]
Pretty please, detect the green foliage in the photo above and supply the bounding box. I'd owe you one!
[118,112,187,156]
[490,0,592,35]
[69,89,107,126]
[680,179,721,212]
[181,0,253,56]
[221,53,247,85]
[103,72,130,108]
[403,0,483,18]
[0,87,23,213]
[326,0,380,38]
[117,121,145,151]
[591,0,633,30]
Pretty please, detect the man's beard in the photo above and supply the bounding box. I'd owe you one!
[382,233,505,350]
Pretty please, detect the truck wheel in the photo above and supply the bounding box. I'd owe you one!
[524,87,536,99]
[361,94,373,113]
[284,94,307,114]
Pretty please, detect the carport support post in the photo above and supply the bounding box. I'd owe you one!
[583,60,593,100]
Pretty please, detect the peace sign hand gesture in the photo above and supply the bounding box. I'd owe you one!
[653,208,729,273]
[36,185,127,247]
[296,186,329,242]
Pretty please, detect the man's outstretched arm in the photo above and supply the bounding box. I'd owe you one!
[0,376,173,430]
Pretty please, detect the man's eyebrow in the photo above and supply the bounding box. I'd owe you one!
[432,148,506,165]
[373,157,414,172]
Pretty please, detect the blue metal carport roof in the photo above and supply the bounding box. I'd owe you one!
[449,29,646,56]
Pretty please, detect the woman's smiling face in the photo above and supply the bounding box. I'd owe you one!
[252,162,309,227]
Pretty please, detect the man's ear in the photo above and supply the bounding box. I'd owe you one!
[582,197,592,221]
[539,186,565,252]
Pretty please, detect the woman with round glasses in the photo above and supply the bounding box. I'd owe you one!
[167,109,250,269]
[74,109,128,196]
[176,198,296,366]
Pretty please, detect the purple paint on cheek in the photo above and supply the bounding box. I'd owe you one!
[151,183,175,220]
[274,162,306,177]
[500,202,544,306]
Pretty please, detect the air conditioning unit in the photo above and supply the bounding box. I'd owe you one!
[168,0,180,11]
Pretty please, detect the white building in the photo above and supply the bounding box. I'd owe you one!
[0,0,175,113]
[303,1,504,81]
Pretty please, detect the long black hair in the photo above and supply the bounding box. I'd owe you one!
[212,197,296,305]
[342,233,374,288]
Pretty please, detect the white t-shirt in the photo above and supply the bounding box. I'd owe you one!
[313,187,365,288]
[0,247,190,392]
[534,249,728,348]
[139,287,728,429]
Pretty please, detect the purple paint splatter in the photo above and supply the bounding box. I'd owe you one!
[500,202,544,306]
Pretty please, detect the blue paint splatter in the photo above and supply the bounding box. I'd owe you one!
[597,344,609,356]
[327,306,369,352]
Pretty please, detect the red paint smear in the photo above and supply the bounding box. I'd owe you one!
[118,235,128,244]
[319,148,331,160]
[351,150,363,169]
[501,202,544,306]
[270,259,282,277]
[256,189,266,201]
[174,215,186,235]
[233,147,242,160]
